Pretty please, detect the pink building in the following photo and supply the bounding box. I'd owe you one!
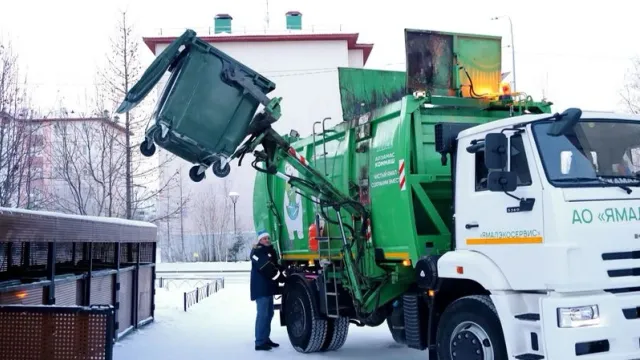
[2,113,128,213]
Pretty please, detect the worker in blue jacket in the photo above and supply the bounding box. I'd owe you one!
[250,230,286,351]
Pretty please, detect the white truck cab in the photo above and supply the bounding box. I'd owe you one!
[445,110,640,358]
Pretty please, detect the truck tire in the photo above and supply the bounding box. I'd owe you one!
[386,307,406,344]
[320,316,349,351]
[436,295,508,360]
[284,281,328,353]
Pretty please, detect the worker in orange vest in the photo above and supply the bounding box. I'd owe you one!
[308,218,326,252]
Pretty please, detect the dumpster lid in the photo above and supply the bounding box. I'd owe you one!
[116,29,197,114]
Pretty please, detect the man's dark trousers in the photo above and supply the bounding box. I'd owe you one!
[255,295,274,346]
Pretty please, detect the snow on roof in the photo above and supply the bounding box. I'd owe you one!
[0,207,157,243]
[143,31,374,64]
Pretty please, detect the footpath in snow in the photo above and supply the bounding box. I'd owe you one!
[113,280,425,359]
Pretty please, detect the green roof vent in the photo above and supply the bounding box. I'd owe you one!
[214,14,233,34]
[286,11,302,30]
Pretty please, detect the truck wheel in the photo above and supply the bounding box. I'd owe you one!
[211,158,231,178]
[436,295,508,360]
[285,281,327,353]
[320,316,349,351]
[139,139,156,157]
[189,166,205,182]
[386,307,406,344]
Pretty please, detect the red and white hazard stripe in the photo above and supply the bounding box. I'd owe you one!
[398,159,406,191]
[288,147,307,165]
[366,219,372,243]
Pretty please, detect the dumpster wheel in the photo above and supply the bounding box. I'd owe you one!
[153,127,170,146]
[189,165,206,182]
[140,139,156,157]
[211,158,231,178]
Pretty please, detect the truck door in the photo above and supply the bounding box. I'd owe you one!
[454,131,547,290]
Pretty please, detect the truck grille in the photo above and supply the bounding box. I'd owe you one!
[603,250,640,320]
[603,250,640,278]
[622,307,640,319]
[603,250,640,294]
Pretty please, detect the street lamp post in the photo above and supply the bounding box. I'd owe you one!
[228,191,240,262]
[491,15,516,92]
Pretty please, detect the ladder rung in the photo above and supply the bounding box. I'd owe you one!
[326,292,338,296]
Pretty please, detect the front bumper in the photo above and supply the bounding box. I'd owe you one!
[541,291,640,359]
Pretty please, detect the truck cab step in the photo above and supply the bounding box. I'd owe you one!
[515,313,540,321]
[515,354,544,360]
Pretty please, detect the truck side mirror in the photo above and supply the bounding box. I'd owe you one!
[487,170,517,192]
[484,133,508,169]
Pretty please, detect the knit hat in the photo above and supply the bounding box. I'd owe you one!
[257,230,270,242]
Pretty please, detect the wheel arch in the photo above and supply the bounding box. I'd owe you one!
[437,249,512,290]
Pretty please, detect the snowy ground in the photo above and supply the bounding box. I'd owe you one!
[114,263,425,360]
[156,261,251,272]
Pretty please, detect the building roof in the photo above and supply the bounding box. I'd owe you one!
[142,32,374,64]
[31,117,128,134]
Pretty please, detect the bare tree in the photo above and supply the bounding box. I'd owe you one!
[193,180,235,261]
[46,92,128,216]
[0,38,49,209]
[622,56,640,114]
[156,169,191,262]
[99,9,180,221]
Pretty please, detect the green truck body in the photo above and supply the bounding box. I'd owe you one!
[253,78,551,314]
[253,29,551,318]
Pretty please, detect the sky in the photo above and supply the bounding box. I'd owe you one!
[1,0,638,115]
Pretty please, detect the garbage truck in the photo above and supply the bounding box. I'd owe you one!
[119,28,640,359]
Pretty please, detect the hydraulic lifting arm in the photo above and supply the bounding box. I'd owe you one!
[229,96,368,306]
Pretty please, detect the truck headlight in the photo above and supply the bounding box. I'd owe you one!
[557,305,600,328]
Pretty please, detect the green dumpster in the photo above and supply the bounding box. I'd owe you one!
[116,29,277,182]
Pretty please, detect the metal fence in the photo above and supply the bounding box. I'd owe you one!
[156,277,224,290]
[183,279,225,312]
[0,304,115,360]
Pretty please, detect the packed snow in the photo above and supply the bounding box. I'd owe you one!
[114,263,425,360]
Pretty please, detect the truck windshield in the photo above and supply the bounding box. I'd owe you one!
[532,119,640,188]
